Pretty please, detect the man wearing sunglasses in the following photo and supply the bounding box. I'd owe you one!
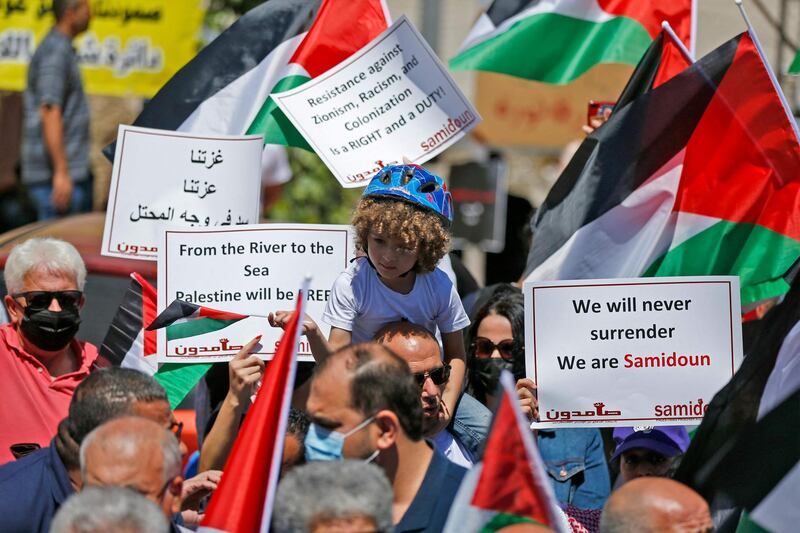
[0,237,103,463]
[375,321,479,468]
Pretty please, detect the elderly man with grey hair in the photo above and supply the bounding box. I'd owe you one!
[50,486,169,533]
[0,237,105,463]
[80,416,187,532]
[273,460,394,533]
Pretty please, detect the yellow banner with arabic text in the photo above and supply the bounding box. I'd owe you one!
[0,0,204,97]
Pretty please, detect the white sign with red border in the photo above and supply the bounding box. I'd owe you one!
[157,224,354,363]
[102,125,263,261]
[524,276,743,428]
[272,15,480,188]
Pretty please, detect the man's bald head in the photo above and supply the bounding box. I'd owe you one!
[600,477,712,533]
[374,322,444,436]
[80,417,183,519]
[374,321,439,358]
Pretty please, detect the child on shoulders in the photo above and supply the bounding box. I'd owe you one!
[270,164,469,432]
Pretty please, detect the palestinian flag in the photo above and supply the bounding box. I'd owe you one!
[198,281,306,533]
[99,277,224,408]
[450,0,694,85]
[104,0,390,161]
[523,32,800,309]
[146,300,249,408]
[691,388,800,533]
[443,372,568,533]
[244,0,390,149]
[615,28,693,112]
[99,272,158,374]
[146,299,248,340]
[676,272,800,504]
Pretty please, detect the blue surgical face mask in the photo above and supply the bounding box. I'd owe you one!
[304,415,376,462]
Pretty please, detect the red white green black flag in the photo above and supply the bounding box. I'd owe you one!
[523,32,800,309]
[443,372,569,533]
[450,0,694,84]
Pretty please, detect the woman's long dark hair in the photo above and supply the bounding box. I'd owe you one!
[466,284,526,401]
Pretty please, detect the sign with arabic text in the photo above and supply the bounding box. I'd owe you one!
[0,0,204,96]
[157,224,354,363]
[102,125,262,261]
[524,277,743,428]
[272,15,480,188]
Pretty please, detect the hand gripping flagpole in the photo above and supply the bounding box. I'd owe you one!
[735,0,800,143]
[661,21,696,64]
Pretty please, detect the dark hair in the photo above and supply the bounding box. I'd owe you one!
[67,368,168,445]
[352,197,450,273]
[286,408,310,464]
[53,0,79,21]
[317,343,424,441]
[466,285,526,398]
[287,408,310,440]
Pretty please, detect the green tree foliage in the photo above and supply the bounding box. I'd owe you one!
[267,148,362,224]
[204,0,267,38]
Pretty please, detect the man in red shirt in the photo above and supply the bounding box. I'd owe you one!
[0,237,102,463]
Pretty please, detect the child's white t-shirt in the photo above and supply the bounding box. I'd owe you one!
[322,258,470,343]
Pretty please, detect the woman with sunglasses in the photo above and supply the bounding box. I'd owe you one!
[466,286,528,410]
[466,285,611,511]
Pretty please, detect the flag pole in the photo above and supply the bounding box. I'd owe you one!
[661,21,695,63]
[734,0,800,143]
[257,275,311,533]
[690,0,698,56]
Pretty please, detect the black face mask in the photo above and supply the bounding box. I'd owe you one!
[19,307,81,352]
[472,358,514,396]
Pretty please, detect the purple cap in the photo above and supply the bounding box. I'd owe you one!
[611,426,690,462]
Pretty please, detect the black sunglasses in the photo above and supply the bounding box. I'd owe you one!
[12,290,82,312]
[413,364,451,388]
[472,337,515,361]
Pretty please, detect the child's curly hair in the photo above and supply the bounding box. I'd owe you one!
[352,197,450,273]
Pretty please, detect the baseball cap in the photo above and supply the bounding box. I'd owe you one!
[611,426,690,462]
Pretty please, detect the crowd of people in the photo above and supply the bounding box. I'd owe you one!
[0,161,721,533]
[0,2,754,531]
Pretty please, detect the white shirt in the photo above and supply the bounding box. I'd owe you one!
[322,258,470,344]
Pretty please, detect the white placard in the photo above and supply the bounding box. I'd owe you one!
[102,125,263,261]
[157,224,354,363]
[272,15,480,188]
[524,277,743,428]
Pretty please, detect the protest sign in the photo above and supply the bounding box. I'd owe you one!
[272,15,480,188]
[102,125,262,261]
[157,224,354,363]
[0,0,204,97]
[524,277,744,428]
